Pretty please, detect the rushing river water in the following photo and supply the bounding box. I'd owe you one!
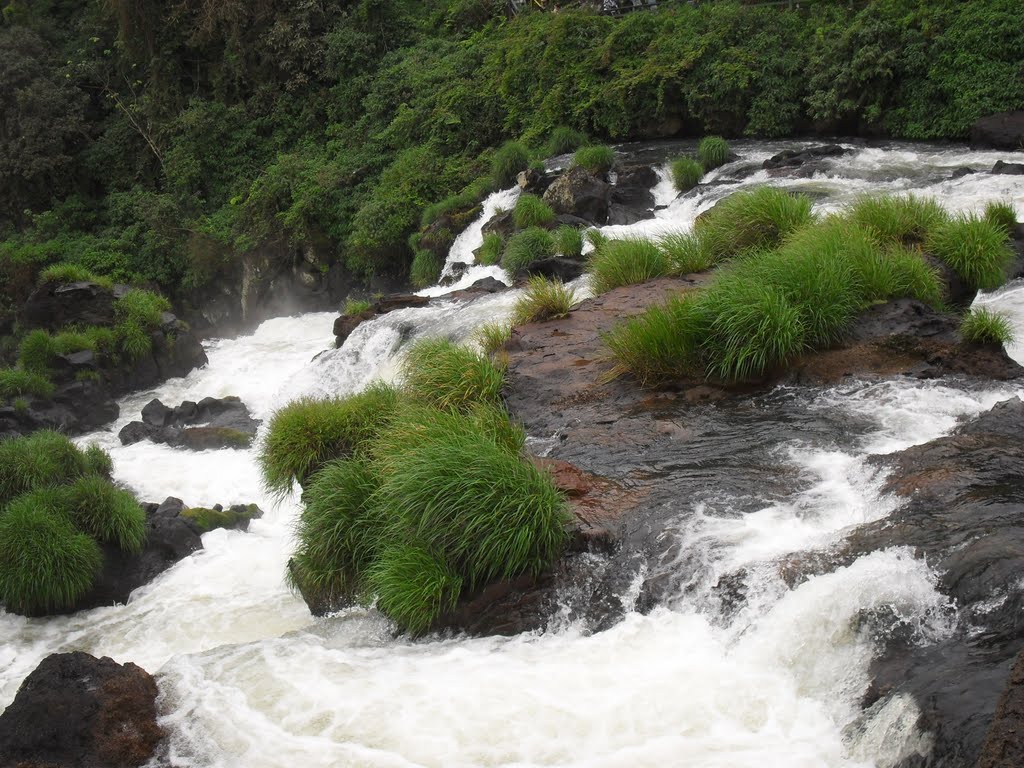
[2,141,1024,767]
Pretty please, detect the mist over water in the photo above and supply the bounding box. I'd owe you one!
[2,142,1024,767]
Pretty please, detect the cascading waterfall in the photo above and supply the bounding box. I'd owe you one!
[2,142,1023,767]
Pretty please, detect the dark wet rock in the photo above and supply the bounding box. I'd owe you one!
[440,261,470,286]
[976,648,1024,768]
[542,166,611,225]
[333,294,430,347]
[20,280,116,331]
[517,167,554,195]
[763,144,850,176]
[481,208,516,240]
[445,276,510,301]
[119,396,260,450]
[950,167,977,179]
[971,112,1024,151]
[991,160,1024,175]
[519,256,587,283]
[608,164,657,225]
[0,652,164,768]
[1010,225,1024,281]
[0,380,120,438]
[181,502,263,534]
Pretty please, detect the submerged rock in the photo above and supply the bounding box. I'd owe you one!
[763,144,850,177]
[0,652,164,768]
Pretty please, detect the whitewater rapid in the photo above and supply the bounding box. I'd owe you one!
[2,142,1024,767]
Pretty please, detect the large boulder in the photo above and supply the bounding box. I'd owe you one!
[119,396,260,450]
[608,164,657,225]
[542,166,611,225]
[20,280,116,331]
[763,144,850,177]
[0,652,164,768]
[991,160,1024,176]
[971,111,1024,151]
[332,293,430,347]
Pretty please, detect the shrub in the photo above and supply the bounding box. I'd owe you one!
[400,337,504,412]
[0,368,54,400]
[572,145,615,175]
[513,194,555,228]
[984,200,1018,237]
[511,276,577,325]
[544,127,587,157]
[553,225,584,258]
[58,475,146,553]
[18,330,57,374]
[477,232,505,266]
[960,307,1015,345]
[927,214,1013,292]
[698,137,731,170]
[258,383,399,494]
[365,543,462,636]
[659,232,715,275]
[0,430,89,506]
[410,249,444,289]
[588,237,669,294]
[671,158,704,192]
[849,195,949,246]
[344,298,372,316]
[694,187,814,261]
[0,491,103,615]
[474,321,512,355]
[502,227,555,275]
[492,141,530,187]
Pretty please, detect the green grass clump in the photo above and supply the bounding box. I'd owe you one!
[511,276,577,326]
[344,298,372,316]
[502,227,555,275]
[983,200,1018,237]
[0,368,54,400]
[410,249,443,289]
[513,194,555,228]
[658,232,715,275]
[83,326,116,355]
[52,331,95,356]
[116,320,151,360]
[492,141,529,187]
[420,176,493,228]
[588,237,669,294]
[115,289,171,329]
[0,430,89,506]
[572,145,615,175]
[258,383,399,494]
[553,225,584,259]
[57,475,146,553]
[474,321,513,355]
[671,157,704,192]
[960,307,1015,345]
[698,137,731,170]
[544,126,587,157]
[849,195,949,247]
[400,337,504,412]
[82,443,114,477]
[695,187,815,262]
[38,263,111,288]
[477,232,505,266]
[18,329,57,374]
[927,213,1013,292]
[0,492,103,615]
[365,543,462,636]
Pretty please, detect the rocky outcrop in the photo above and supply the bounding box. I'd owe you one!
[21,280,116,330]
[976,649,1024,768]
[763,144,850,177]
[542,166,611,225]
[971,111,1024,151]
[0,378,119,438]
[333,293,430,347]
[991,160,1024,176]
[119,395,260,450]
[180,502,264,534]
[0,652,164,768]
[608,164,658,225]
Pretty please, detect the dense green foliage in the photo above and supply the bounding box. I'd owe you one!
[671,158,704,192]
[474,321,513,355]
[0,433,145,614]
[400,337,504,412]
[698,137,731,170]
[503,227,556,275]
[0,0,1019,303]
[960,307,1015,346]
[511,276,577,326]
[513,195,555,229]
[0,368,55,399]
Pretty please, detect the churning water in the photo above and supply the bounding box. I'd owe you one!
[2,142,1024,767]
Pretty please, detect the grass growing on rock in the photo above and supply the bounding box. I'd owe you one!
[694,187,815,262]
[659,232,715,275]
[474,322,513,355]
[927,213,1014,291]
[59,475,147,553]
[588,237,669,294]
[544,127,587,157]
[400,337,504,412]
[410,249,443,289]
[698,137,731,169]
[478,232,505,266]
[38,263,113,288]
[18,329,57,374]
[0,430,89,505]
[671,158,704,192]
[344,298,372,316]
[0,368,54,399]
[572,145,615,175]
[365,543,462,636]
[492,141,529,187]
[513,194,555,228]
[849,194,949,247]
[553,226,584,258]
[511,276,576,326]
[502,227,555,275]
[983,200,1018,237]
[960,307,1015,345]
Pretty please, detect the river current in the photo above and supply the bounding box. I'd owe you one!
[2,141,1024,767]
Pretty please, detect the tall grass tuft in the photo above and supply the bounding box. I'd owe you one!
[511,276,577,325]
[0,368,54,399]
[0,492,103,615]
[927,213,1013,291]
[960,307,1015,345]
[115,289,170,328]
[694,187,814,262]
[671,158,704,192]
[553,225,584,258]
[544,126,587,157]
[572,145,615,175]
[849,194,949,246]
[410,249,443,288]
[18,330,57,374]
[513,194,555,228]
[258,383,399,494]
[502,227,555,275]
[478,232,505,266]
[474,322,513,355]
[400,338,504,412]
[0,430,88,505]
[82,443,114,477]
[492,141,529,187]
[59,475,147,553]
[698,137,731,169]
[983,200,1018,237]
[38,263,112,288]
[344,298,372,316]
[658,231,715,275]
[588,237,669,294]
[365,543,462,636]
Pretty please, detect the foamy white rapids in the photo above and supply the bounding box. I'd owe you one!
[3,143,1024,766]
